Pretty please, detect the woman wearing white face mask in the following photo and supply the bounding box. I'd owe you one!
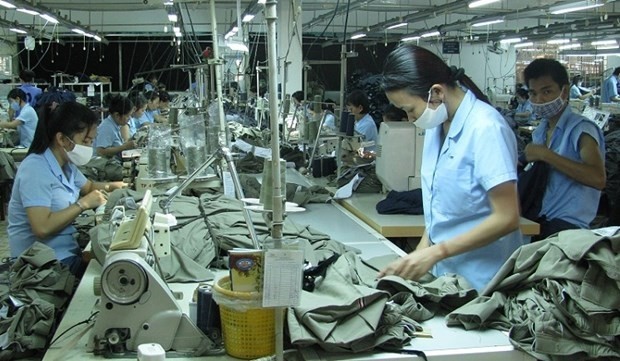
[378,44,523,292]
[8,102,125,277]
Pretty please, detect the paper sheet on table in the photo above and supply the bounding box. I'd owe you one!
[332,173,364,200]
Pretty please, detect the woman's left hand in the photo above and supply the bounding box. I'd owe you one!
[107,181,128,191]
[378,247,439,280]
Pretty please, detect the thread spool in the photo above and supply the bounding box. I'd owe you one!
[339,110,350,133]
[313,95,322,114]
[147,147,170,178]
[196,285,221,341]
[168,108,179,126]
[259,158,286,210]
[185,145,207,175]
[346,114,355,136]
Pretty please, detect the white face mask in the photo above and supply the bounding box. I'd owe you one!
[531,88,566,119]
[414,91,448,129]
[64,137,92,166]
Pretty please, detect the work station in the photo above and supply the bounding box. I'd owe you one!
[0,1,618,361]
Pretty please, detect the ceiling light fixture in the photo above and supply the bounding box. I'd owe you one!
[71,28,86,35]
[242,14,255,22]
[40,14,59,24]
[558,43,581,49]
[402,35,421,42]
[469,0,501,8]
[17,8,39,15]
[547,39,571,44]
[499,37,523,44]
[514,42,534,48]
[472,18,504,27]
[226,39,249,52]
[592,39,617,45]
[350,33,367,40]
[168,13,178,22]
[0,1,15,9]
[596,44,620,49]
[387,22,407,30]
[421,30,440,38]
[549,0,604,15]
[9,27,27,34]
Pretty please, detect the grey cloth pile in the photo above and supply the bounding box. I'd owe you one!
[0,243,75,360]
[447,229,620,361]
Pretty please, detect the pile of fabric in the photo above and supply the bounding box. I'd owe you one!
[447,229,620,360]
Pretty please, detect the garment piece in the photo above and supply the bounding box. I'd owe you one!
[422,90,524,291]
[14,104,38,148]
[354,113,378,152]
[531,106,605,228]
[518,161,550,222]
[376,189,423,215]
[94,115,123,157]
[601,75,618,103]
[447,229,620,361]
[8,149,86,262]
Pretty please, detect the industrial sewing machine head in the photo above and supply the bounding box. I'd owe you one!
[88,189,216,356]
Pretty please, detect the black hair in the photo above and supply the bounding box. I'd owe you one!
[346,90,370,114]
[7,88,26,102]
[292,90,304,103]
[19,69,35,82]
[381,44,489,104]
[108,94,134,116]
[613,67,620,76]
[572,75,582,85]
[29,102,98,155]
[322,99,335,113]
[128,92,147,110]
[144,90,160,102]
[382,104,408,121]
[516,88,529,99]
[148,73,158,82]
[523,58,569,88]
[159,91,170,103]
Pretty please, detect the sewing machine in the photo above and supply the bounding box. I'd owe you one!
[88,190,215,356]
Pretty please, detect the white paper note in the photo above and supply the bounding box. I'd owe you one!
[222,171,235,198]
[262,249,304,307]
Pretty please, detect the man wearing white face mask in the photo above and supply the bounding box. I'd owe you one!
[7,102,125,277]
[523,59,605,240]
[378,44,523,292]
[0,88,39,148]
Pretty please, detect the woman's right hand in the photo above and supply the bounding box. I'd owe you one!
[79,190,108,210]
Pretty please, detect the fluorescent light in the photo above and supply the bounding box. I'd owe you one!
[175,31,183,37]
[93,35,102,42]
[387,22,407,30]
[469,0,501,8]
[242,14,255,22]
[596,45,620,50]
[227,40,249,52]
[514,42,534,48]
[0,1,15,9]
[168,14,178,22]
[592,39,617,46]
[72,28,86,35]
[350,33,367,40]
[258,0,266,3]
[17,8,39,15]
[499,37,522,44]
[40,14,59,23]
[472,18,504,27]
[558,43,581,49]
[402,36,421,42]
[421,30,440,38]
[547,39,570,44]
[9,28,27,34]
[550,0,604,15]
[173,26,180,33]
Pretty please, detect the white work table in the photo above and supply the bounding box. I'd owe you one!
[338,192,540,238]
[44,199,534,361]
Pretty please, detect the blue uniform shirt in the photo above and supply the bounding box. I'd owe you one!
[422,90,524,291]
[19,84,42,107]
[601,75,618,103]
[531,106,604,228]
[569,84,582,99]
[15,103,38,148]
[94,115,123,157]
[354,113,378,152]
[8,148,86,261]
[515,99,535,123]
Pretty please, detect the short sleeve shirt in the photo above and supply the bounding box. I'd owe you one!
[15,104,38,148]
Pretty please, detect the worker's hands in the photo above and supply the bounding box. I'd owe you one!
[79,190,108,210]
[107,181,128,191]
[378,246,440,281]
[123,139,136,150]
[524,143,550,163]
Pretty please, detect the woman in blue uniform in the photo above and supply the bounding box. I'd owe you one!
[94,94,135,158]
[378,44,524,291]
[8,102,125,276]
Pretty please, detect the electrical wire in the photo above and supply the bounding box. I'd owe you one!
[49,311,99,347]
[304,0,340,60]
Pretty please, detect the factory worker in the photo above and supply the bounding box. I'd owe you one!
[345,90,378,152]
[94,94,135,158]
[0,88,39,148]
[569,75,595,101]
[8,102,125,276]
[142,90,167,124]
[378,44,524,292]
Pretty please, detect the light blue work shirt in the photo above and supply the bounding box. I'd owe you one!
[601,75,618,103]
[128,117,139,137]
[19,83,42,107]
[8,148,86,261]
[94,115,123,156]
[531,106,604,228]
[515,99,535,123]
[322,112,337,130]
[144,109,159,123]
[421,90,524,291]
[15,103,38,148]
[354,113,378,152]
[570,84,582,100]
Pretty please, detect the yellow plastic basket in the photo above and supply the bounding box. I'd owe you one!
[213,276,275,360]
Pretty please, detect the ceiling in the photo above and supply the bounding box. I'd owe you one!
[0,0,619,53]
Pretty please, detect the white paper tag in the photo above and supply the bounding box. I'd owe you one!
[253,146,272,159]
[222,171,235,198]
[87,84,95,97]
[262,249,304,307]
